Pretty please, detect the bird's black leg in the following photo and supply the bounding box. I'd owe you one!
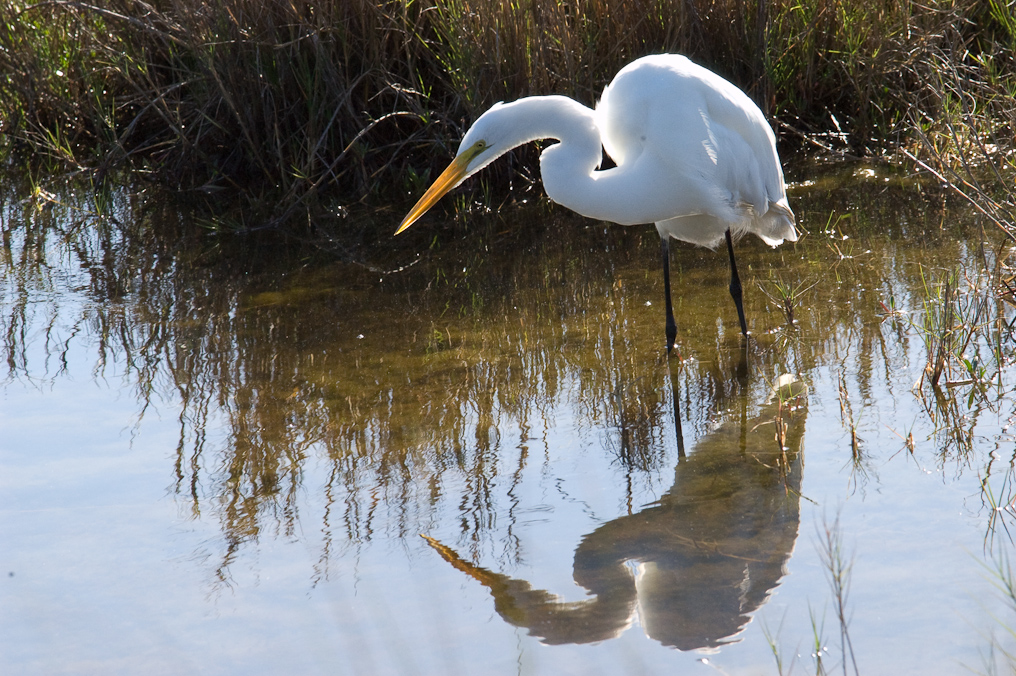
[725,229,748,337]
[661,237,677,352]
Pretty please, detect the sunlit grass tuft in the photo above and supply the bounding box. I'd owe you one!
[759,273,817,327]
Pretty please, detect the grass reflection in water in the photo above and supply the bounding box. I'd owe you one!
[2,164,1016,672]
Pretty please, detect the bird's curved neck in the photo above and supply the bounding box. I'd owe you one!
[492,97,604,204]
[496,96,600,157]
[492,96,661,225]
[502,97,651,224]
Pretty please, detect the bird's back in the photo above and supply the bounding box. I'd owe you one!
[597,54,796,248]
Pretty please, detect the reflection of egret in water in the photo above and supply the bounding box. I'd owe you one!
[424,375,807,650]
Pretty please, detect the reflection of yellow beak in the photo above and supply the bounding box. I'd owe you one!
[395,153,471,235]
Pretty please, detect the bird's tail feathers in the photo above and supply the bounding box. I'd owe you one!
[657,200,797,249]
[752,200,797,247]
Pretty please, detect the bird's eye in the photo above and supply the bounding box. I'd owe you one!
[474,140,487,151]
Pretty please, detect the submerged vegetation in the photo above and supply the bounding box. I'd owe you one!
[0,0,1014,236]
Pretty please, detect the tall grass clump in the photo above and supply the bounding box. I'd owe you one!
[1,0,1015,232]
[902,1,1016,245]
[0,0,446,228]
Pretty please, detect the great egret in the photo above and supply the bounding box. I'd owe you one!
[396,54,797,351]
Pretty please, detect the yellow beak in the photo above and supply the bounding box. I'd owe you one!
[395,153,471,235]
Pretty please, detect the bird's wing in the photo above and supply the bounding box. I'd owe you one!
[699,79,789,215]
[601,56,790,220]
[596,59,739,225]
[592,54,795,242]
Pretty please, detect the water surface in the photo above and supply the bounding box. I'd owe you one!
[2,165,1015,675]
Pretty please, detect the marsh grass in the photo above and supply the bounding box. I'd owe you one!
[981,473,1016,550]
[763,515,858,676]
[2,0,1015,231]
[898,251,1016,503]
[980,551,1016,673]
[835,373,873,494]
[912,261,1012,397]
[820,516,860,676]
[1,0,444,228]
[902,1,1016,249]
[759,273,817,327]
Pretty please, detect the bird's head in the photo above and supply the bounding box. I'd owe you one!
[395,103,508,235]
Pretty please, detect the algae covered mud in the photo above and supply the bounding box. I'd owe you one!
[2,163,1015,675]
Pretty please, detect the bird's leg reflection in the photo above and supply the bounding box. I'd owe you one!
[424,376,808,650]
[735,336,750,380]
[667,357,686,458]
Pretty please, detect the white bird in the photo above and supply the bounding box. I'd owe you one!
[396,54,796,351]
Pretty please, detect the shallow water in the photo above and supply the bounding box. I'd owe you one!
[2,165,1016,675]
